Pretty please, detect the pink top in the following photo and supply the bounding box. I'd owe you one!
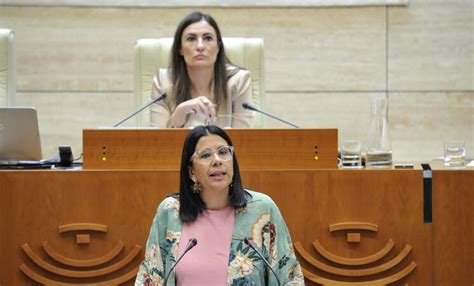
[176,207,236,286]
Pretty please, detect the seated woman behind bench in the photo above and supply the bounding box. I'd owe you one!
[150,12,254,128]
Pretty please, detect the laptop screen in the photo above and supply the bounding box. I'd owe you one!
[0,107,42,162]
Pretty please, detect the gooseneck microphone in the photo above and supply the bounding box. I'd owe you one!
[113,93,167,127]
[163,238,198,285]
[244,237,281,286]
[242,102,299,128]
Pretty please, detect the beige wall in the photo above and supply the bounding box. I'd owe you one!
[0,1,472,162]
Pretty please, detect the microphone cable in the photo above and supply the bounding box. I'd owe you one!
[242,102,299,128]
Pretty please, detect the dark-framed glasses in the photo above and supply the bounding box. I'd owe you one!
[191,146,234,163]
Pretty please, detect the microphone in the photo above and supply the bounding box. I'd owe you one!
[113,93,167,127]
[244,237,281,286]
[163,237,197,285]
[242,102,299,128]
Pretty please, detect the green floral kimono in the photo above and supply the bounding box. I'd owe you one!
[135,190,305,285]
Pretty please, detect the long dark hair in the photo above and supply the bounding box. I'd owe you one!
[170,11,233,113]
[179,125,249,222]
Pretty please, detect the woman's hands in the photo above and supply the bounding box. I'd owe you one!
[171,96,217,127]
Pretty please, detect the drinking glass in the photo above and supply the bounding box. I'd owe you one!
[444,140,465,168]
[340,140,363,169]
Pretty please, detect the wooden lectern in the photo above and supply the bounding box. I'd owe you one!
[0,128,471,286]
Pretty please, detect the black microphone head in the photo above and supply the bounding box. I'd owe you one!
[163,237,197,285]
[243,237,281,285]
[153,92,167,102]
[243,237,251,246]
[243,236,281,285]
[242,102,256,111]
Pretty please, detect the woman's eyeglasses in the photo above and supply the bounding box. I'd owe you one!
[190,146,234,163]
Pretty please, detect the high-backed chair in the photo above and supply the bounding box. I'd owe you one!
[0,28,16,106]
[134,37,265,127]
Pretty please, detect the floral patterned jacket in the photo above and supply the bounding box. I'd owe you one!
[135,190,305,285]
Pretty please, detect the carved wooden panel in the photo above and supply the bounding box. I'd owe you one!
[0,169,436,285]
[0,171,170,285]
[243,169,431,285]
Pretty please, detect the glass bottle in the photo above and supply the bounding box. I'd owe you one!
[366,97,392,167]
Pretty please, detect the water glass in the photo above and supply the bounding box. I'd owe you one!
[340,140,363,169]
[444,140,465,168]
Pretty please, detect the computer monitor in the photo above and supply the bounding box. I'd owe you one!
[0,107,42,162]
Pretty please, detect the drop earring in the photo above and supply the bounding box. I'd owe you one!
[191,182,201,194]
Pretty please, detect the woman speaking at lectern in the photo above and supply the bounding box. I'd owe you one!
[150,12,254,128]
[135,125,304,285]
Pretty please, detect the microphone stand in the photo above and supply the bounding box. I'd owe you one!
[244,237,281,286]
[242,103,299,128]
[163,238,198,286]
[113,93,167,127]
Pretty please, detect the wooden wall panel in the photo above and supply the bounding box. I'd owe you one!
[82,128,338,170]
[0,169,434,285]
[0,170,178,285]
[432,169,474,286]
[244,170,431,285]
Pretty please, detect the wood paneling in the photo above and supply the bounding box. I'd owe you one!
[0,170,174,285]
[82,128,338,170]
[432,169,474,286]
[0,169,436,285]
